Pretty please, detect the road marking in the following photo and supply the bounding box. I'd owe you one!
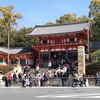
[36,93,100,98]
[87,96,100,98]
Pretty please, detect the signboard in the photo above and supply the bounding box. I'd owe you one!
[78,46,85,77]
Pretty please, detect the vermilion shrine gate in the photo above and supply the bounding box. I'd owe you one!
[28,21,92,67]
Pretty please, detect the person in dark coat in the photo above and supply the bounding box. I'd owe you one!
[22,76,26,87]
[2,76,8,87]
[13,72,17,83]
[82,73,86,87]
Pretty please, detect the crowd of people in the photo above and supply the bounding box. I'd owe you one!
[2,70,22,87]
[2,59,98,87]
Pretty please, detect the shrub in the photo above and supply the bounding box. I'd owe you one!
[91,49,100,63]
[86,62,100,75]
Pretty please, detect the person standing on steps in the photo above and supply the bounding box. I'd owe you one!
[48,61,52,68]
[7,73,13,87]
[35,64,39,74]
[2,75,8,87]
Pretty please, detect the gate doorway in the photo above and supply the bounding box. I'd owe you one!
[51,51,66,61]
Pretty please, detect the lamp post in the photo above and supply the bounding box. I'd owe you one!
[87,26,90,63]
[0,35,1,46]
[8,29,10,66]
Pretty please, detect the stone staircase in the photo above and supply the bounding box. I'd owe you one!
[29,68,55,78]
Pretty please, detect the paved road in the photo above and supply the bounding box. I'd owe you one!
[0,87,100,100]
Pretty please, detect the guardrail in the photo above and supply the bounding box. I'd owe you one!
[0,77,99,87]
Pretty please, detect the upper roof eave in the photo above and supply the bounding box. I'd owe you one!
[28,30,86,37]
[28,21,91,37]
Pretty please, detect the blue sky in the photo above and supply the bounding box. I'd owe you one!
[0,0,91,29]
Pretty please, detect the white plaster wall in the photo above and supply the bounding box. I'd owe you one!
[28,59,33,65]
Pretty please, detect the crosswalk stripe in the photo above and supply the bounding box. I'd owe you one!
[36,93,100,98]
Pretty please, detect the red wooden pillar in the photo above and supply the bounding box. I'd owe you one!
[38,51,40,67]
[26,55,28,65]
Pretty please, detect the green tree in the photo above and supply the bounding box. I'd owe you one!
[91,49,100,62]
[0,24,6,46]
[0,5,23,46]
[11,27,39,47]
[89,0,100,19]
[89,0,100,41]
[45,22,55,25]
[91,14,100,41]
[55,14,90,24]
[0,5,22,27]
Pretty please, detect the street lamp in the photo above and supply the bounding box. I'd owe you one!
[0,35,1,46]
[84,22,90,63]
[8,29,10,66]
[87,24,90,63]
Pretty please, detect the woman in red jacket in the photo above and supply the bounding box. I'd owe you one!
[7,73,13,87]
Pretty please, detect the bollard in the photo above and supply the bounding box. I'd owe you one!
[59,78,62,86]
[68,74,73,86]
[86,78,89,87]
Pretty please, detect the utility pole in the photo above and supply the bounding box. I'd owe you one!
[8,29,10,66]
[87,27,90,63]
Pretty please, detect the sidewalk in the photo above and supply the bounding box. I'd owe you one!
[0,85,99,88]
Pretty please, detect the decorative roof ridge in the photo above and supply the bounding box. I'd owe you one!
[35,20,89,28]
[0,46,23,49]
[0,46,34,54]
[0,46,31,48]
